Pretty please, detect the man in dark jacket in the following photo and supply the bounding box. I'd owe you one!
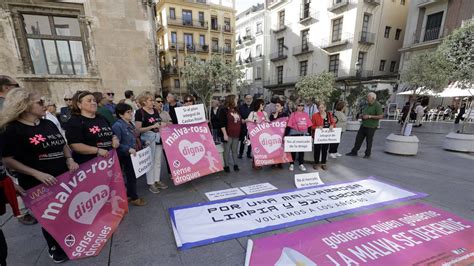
[238,94,253,159]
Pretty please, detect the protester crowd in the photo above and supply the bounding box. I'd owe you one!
[0,75,384,264]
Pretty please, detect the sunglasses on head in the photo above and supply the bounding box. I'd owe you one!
[106,93,115,96]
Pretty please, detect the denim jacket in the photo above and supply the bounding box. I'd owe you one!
[112,119,140,157]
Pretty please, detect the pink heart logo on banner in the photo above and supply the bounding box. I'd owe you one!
[179,140,205,165]
[68,185,110,225]
[259,133,282,154]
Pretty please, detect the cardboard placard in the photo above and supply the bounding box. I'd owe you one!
[240,183,278,195]
[175,104,206,124]
[284,136,313,152]
[205,188,245,201]
[314,128,342,144]
[131,147,152,178]
[294,172,324,188]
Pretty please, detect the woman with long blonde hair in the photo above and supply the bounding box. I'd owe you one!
[0,88,79,263]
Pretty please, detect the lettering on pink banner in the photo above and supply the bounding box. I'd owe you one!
[22,150,128,260]
[248,203,474,266]
[247,118,292,166]
[161,122,223,185]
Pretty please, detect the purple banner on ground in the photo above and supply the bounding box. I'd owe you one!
[248,202,474,266]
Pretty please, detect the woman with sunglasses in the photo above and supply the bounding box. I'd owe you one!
[246,99,269,170]
[287,100,312,171]
[135,92,170,193]
[183,95,195,106]
[311,101,335,171]
[65,91,120,164]
[1,88,79,263]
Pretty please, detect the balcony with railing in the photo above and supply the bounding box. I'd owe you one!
[222,24,233,34]
[321,32,353,50]
[272,24,287,34]
[359,31,375,45]
[211,24,220,31]
[423,27,441,42]
[243,35,255,45]
[270,50,288,62]
[417,0,437,7]
[328,0,349,12]
[292,43,314,56]
[264,76,299,87]
[162,66,179,77]
[299,11,320,24]
[167,16,208,30]
[223,46,234,55]
[335,68,374,79]
[363,0,380,6]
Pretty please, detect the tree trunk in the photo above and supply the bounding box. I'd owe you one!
[460,99,472,134]
[400,97,415,136]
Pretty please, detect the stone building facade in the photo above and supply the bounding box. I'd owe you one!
[0,0,161,106]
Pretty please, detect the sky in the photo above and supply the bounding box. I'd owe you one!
[235,0,263,14]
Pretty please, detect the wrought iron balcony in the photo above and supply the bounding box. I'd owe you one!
[270,50,288,61]
[359,31,375,44]
[293,44,314,56]
[299,11,320,24]
[320,33,353,50]
[272,24,287,34]
[363,0,380,6]
[222,24,233,33]
[423,27,441,42]
[167,16,208,29]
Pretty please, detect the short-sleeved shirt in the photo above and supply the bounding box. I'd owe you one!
[362,101,383,128]
[66,115,113,164]
[135,108,161,133]
[3,120,68,190]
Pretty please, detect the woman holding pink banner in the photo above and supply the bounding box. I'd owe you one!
[287,101,312,172]
[135,92,170,194]
[246,99,269,170]
[219,95,241,173]
[112,103,146,206]
[0,88,80,263]
[65,91,120,164]
[311,101,336,171]
[270,100,288,169]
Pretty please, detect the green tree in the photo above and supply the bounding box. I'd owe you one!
[181,55,244,121]
[295,72,336,104]
[346,85,370,120]
[399,51,451,135]
[438,21,473,133]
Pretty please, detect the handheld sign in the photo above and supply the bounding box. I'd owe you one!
[313,128,341,144]
[175,104,206,124]
[284,136,312,152]
[205,188,245,201]
[294,172,324,188]
[131,147,152,178]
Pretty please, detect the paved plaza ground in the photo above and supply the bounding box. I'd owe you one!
[1,120,473,265]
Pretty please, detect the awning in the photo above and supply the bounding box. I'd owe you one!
[436,81,473,97]
[397,87,438,96]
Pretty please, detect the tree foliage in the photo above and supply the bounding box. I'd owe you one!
[295,72,336,103]
[346,85,370,119]
[438,20,474,87]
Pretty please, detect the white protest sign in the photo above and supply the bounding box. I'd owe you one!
[284,136,313,152]
[313,128,342,144]
[294,172,324,188]
[131,147,152,178]
[205,188,245,201]
[240,183,278,195]
[170,178,426,249]
[176,104,206,124]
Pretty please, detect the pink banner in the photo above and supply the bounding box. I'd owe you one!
[161,122,223,185]
[248,203,474,265]
[22,150,128,260]
[247,118,292,166]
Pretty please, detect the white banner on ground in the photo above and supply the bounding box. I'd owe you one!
[294,173,324,188]
[170,178,426,249]
[284,136,313,152]
[175,104,206,124]
[131,147,152,178]
[240,183,278,195]
[205,188,245,201]
[314,128,342,144]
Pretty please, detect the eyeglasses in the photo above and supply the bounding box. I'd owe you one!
[156,100,163,103]
[297,104,304,107]
[184,99,193,103]
[64,98,72,101]
[106,93,115,96]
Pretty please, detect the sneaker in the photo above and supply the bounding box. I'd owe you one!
[149,185,160,194]
[52,251,69,264]
[224,166,230,173]
[154,181,168,189]
[129,198,147,206]
[321,164,328,171]
[238,154,243,159]
[363,155,371,159]
[246,154,253,159]
[329,153,337,159]
[299,164,306,171]
[289,164,294,171]
[233,165,240,171]
[345,152,357,156]
[48,246,56,258]
[313,164,319,170]
[18,213,38,225]
[336,153,342,157]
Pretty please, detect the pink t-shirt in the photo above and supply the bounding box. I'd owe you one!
[288,111,312,132]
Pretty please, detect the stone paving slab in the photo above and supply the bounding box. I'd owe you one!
[1,121,473,265]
